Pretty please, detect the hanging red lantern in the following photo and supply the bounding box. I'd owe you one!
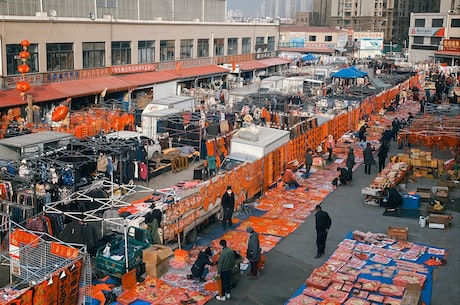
[16,81,31,92]
[20,40,31,47]
[52,105,69,122]
[19,51,30,59]
[17,65,30,74]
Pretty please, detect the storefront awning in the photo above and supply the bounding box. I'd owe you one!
[0,84,70,107]
[237,60,269,71]
[434,50,460,57]
[118,71,177,87]
[257,58,291,67]
[168,65,229,80]
[48,76,133,98]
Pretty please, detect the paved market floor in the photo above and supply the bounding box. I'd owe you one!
[141,143,460,305]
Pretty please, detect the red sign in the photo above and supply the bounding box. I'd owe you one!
[443,39,460,52]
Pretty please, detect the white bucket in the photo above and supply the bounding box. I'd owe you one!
[419,216,427,228]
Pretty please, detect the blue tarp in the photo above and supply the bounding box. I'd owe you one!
[331,66,368,79]
[301,53,318,61]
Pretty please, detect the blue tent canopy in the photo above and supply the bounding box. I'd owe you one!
[331,66,368,79]
[301,53,318,61]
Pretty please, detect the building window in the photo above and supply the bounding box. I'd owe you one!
[214,38,224,56]
[197,39,209,57]
[138,40,155,63]
[180,39,193,59]
[242,37,251,54]
[430,37,442,46]
[431,19,443,27]
[309,36,317,42]
[227,38,238,55]
[268,36,275,51]
[7,43,39,75]
[111,41,131,65]
[325,36,333,42]
[47,43,74,71]
[160,40,175,61]
[414,19,425,27]
[413,36,424,44]
[451,19,460,27]
[83,42,105,68]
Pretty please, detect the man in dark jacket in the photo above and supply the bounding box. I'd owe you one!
[216,239,235,301]
[221,186,235,230]
[246,227,261,278]
[381,187,403,210]
[188,247,213,282]
[314,205,332,258]
[304,148,313,178]
[332,167,351,187]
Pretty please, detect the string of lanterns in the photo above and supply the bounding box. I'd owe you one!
[16,39,31,95]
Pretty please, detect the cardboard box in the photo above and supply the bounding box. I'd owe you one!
[416,186,431,201]
[388,226,408,241]
[145,259,170,278]
[401,283,422,305]
[431,186,449,198]
[428,214,453,229]
[142,245,173,265]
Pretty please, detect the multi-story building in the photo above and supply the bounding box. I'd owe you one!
[329,0,460,46]
[311,0,332,26]
[0,0,282,109]
[279,26,349,56]
[408,11,460,64]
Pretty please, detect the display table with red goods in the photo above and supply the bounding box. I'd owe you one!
[286,230,447,305]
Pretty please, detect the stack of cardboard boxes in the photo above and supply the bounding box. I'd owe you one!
[142,245,174,278]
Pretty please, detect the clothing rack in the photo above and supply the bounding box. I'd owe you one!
[0,200,35,224]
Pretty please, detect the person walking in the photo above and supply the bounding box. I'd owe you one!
[363,142,376,175]
[314,205,331,258]
[221,186,235,230]
[345,147,355,180]
[216,239,235,301]
[246,227,261,279]
[305,148,313,178]
[377,144,388,172]
[188,247,213,282]
[326,135,335,161]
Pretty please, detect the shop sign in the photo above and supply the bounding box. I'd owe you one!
[110,63,157,74]
[443,39,460,52]
[44,70,80,83]
[409,27,445,37]
[256,52,277,59]
[304,43,336,49]
[79,67,112,79]
[6,74,42,88]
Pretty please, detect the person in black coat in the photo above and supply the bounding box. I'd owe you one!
[363,142,376,175]
[358,123,368,142]
[345,147,355,178]
[314,205,332,258]
[381,187,403,210]
[188,247,213,282]
[332,167,351,187]
[377,145,388,172]
[246,227,261,278]
[221,186,235,230]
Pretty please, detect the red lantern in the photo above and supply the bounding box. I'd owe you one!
[17,65,30,74]
[52,105,69,122]
[20,40,31,47]
[16,81,31,92]
[19,51,30,59]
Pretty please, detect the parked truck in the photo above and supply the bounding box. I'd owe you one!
[160,126,291,244]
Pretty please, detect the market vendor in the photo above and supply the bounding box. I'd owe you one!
[381,187,403,211]
[281,169,300,189]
